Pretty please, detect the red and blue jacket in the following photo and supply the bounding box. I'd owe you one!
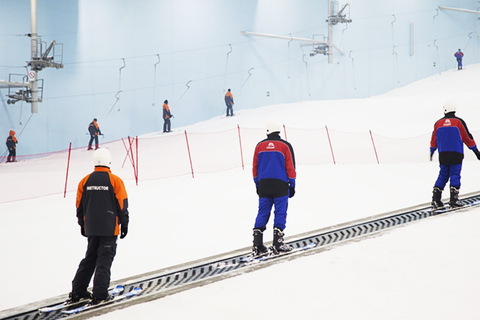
[430,112,477,165]
[253,133,296,197]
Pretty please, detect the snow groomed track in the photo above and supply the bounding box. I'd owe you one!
[3,192,480,320]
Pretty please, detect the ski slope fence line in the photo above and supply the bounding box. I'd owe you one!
[2,126,480,203]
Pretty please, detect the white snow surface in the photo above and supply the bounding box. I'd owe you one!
[2,65,480,319]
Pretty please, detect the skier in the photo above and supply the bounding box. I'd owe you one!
[454,49,464,70]
[224,89,234,117]
[430,101,480,209]
[252,119,296,256]
[87,118,102,150]
[5,130,18,163]
[68,148,129,305]
[162,100,173,132]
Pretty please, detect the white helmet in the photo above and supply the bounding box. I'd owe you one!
[443,101,457,114]
[266,119,281,135]
[93,148,112,167]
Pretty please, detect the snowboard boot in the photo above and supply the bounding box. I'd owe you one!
[431,187,445,210]
[65,291,92,304]
[252,228,268,256]
[449,186,464,208]
[271,227,292,254]
[91,294,114,305]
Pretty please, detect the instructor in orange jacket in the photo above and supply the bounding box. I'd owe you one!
[68,148,129,305]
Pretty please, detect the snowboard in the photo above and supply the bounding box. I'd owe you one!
[38,285,125,313]
[241,242,317,264]
[61,287,143,315]
[431,200,480,215]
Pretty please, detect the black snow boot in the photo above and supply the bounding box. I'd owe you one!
[449,186,464,208]
[252,229,268,256]
[431,187,445,210]
[65,291,92,304]
[271,228,292,254]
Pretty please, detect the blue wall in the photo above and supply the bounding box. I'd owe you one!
[1,0,479,154]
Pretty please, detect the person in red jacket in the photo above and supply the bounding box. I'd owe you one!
[454,49,464,70]
[67,148,129,305]
[5,130,18,163]
[430,101,480,209]
[251,119,296,256]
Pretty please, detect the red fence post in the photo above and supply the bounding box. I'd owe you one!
[64,142,72,198]
[369,130,380,164]
[283,124,288,141]
[325,126,336,165]
[135,136,139,185]
[237,124,245,170]
[184,130,195,178]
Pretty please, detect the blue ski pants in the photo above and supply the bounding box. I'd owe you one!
[434,163,462,189]
[254,195,289,231]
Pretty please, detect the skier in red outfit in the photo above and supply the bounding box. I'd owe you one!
[454,49,464,70]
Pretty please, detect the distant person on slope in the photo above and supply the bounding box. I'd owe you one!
[87,118,102,150]
[454,49,464,70]
[5,130,18,163]
[68,148,129,306]
[430,101,480,209]
[251,119,296,256]
[162,100,173,133]
[224,88,234,117]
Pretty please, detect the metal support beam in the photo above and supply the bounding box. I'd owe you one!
[0,80,31,88]
[240,31,327,45]
[438,6,480,15]
[30,0,39,113]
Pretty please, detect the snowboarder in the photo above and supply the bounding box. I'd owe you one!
[162,100,173,132]
[68,148,129,305]
[251,119,296,256]
[430,101,480,209]
[454,49,464,70]
[5,130,18,163]
[224,89,234,117]
[87,118,102,150]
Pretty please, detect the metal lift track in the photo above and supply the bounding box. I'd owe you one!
[2,192,480,320]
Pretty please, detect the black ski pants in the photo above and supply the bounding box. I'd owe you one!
[163,118,171,132]
[88,135,99,148]
[72,236,117,300]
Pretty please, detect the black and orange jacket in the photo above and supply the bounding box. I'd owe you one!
[224,91,234,105]
[76,166,129,237]
[88,121,101,136]
[6,130,18,149]
[163,103,172,119]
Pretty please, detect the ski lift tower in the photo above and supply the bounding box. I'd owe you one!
[241,0,352,63]
[0,0,63,113]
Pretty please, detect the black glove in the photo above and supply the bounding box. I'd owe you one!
[475,150,480,160]
[78,217,86,237]
[256,187,259,195]
[289,186,295,198]
[430,153,433,161]
[120,225,128,239]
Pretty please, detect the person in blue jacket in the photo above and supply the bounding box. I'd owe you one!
[251,119,296,256]
[430,101,480,209]
[454,49,464,70]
